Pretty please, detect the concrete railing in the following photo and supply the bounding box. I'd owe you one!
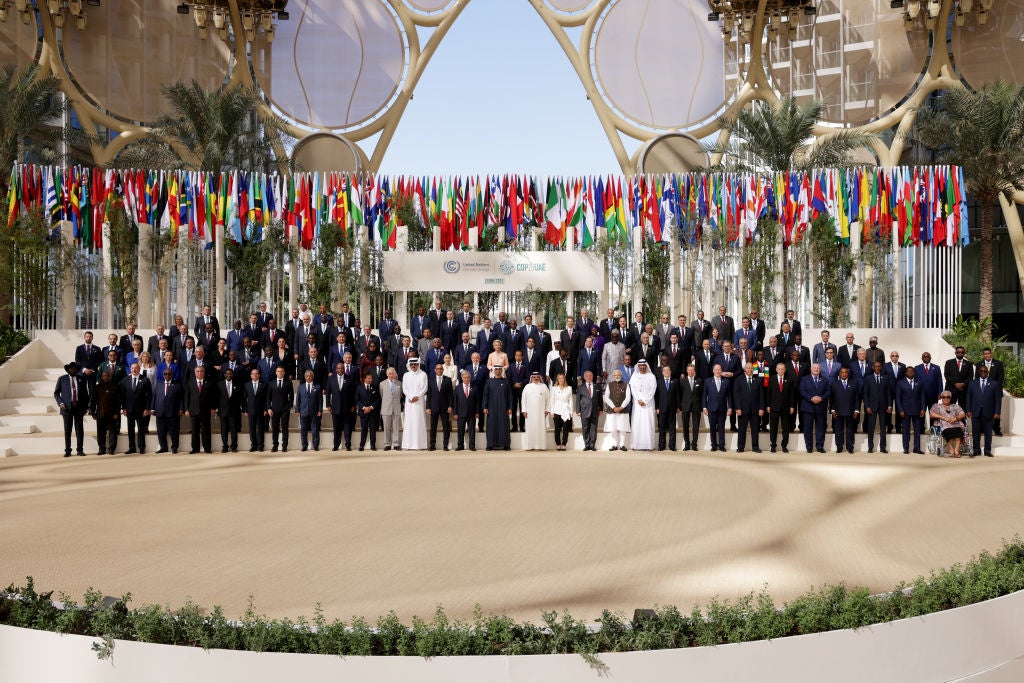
[1,588,1023,682]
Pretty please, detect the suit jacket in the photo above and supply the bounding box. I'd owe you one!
[764,345,785,368]
[356,334,382,360]
[691,318,712,343]
[655,377,679,413]
[914,362,944,405]
[702,377,732,412]
[785,344,811,365]
[599,318,618,342]
[711,315,735,344]
[678,375,703,412]
[507,360,532,391]
[862,373,891,412]
[256,310,275,330]
[663,342,687,376]
[452,342,477,369]
[819,359,842,382]
[54,373,89,414]
[774,333,795,351]
[978,359,1005,385]
[297,357,329,389]
[966,378,1002,418]
[547,357,569,383]
[183,377,218,414]
[536,331,553,359]
[426,374,454,413]
[503,327,524,356]
[559,328,582,361]
[75,343,104,373]
[219,380,244,417]
[328,343,356,371]
[837,344,862,369]
[798,374,831,414]
[225,329,247,353]
[425,346,448,374]
[785,359,810,383]
[283,318,305,348]
[693,349,721,380]
[631,343,658,368]
[864,346,885,366]
[380,379,403,415]
[266,377,294,414]
[120,375,153,417]
[654,323,675,350]
[732,374,764,415]
[261,328,285,351]
[734,327,758,352]
[147,334,171,358]
[392,347,415,377]
[829,378,861,416]
[119,334,143,359]
[767,374,796,413]
[576,380,603,417]
[409,315,429,340]
[312,312,335,328]
[325,372,358,414]
[475,327,497,354]
[781,318,802,338]
[894,378,925,416]
[437,320,459,350]
[356,382,382,415]
[450,381,477,418]
[185,359,217,384]
[465,363,489,393]
[239,379,266,416]
[294,382,323,416]
[750,318,767,348]
[883,361,907,394]
[522,348,544,376]
[812,342,838,365]
[150,380,183,417]
[576,347,602,381]
[428,308,447,338]
[193,315,221,338]
[943,357,974,392]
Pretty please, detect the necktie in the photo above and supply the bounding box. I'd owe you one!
[843,381,847,390]
[164,382,169,396]
[198,381,203,390]
[672,345,677,355]
[706,351,710,362]
[666,380,670,391]
[464,385,469,397]
[958,360,962,371]
[909,380,914,390]
[307,383,312,394]
[339,376,343,389]
[86,344,91,354]
[278,379,282,389]
[876,375,880,384]
[747,378,752,388]
[982,380,987,390]
[588,383,593,396]
[778,377,783,391]
[814,377,818,386]
[716,379,720,391]
[517,363,521,372]
[133,378,137,390]
[71,379,77,404]
[345,364,350,375]
[390,381,395,395]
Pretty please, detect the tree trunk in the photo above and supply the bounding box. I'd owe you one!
[979,201,993,333]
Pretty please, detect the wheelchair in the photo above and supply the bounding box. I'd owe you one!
[928,423,972,457]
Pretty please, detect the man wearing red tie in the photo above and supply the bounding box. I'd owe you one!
[184,366,218,454]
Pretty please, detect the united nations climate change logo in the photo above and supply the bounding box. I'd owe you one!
[498,259,515,275]
[443,260,460,274]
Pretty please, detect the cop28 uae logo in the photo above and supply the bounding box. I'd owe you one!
[498,259,515,275]
[443,260,460,274]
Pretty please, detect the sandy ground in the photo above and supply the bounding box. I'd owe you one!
[1,449,1022,624]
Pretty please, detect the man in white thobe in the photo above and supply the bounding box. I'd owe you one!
[520,373,550,450]
[603,369,632,451]
[401,358,428,450]
[628,359,657,450]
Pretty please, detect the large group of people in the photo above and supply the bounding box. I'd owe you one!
[53,301,1004,459]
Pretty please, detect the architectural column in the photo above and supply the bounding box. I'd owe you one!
[137,224,153,328]
[358,228,370,325]
[60,220,76,329]
[395,225,409,333]
[100,221,113,329]
[850,222,862,327]
[288,222,299,316]
[631,226,643,315]
[214,217,226,323]
[892,220,902,327]
[774,238,785,327]
[736,230,746,315]
[668,227,678,317]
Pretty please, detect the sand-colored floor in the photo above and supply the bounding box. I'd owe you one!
[1,450,1023,624]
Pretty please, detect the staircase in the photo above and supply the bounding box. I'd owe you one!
[1,329,1022,457]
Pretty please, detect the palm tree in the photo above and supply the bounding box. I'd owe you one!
[913,80,1024,328]
[0,64,70,198]
[115,80,288,173]
[710,96,875,173]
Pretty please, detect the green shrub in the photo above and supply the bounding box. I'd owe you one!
[2,536,1024,660]
[944,315,1024,396]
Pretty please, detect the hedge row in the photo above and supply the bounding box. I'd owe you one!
[2,537,1023,659]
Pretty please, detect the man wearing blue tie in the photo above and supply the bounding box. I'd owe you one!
[295,369,323,452]
[895,366,926,454]
[966,365,1000,457]
[799,364,831,453]
[701,364,732,452]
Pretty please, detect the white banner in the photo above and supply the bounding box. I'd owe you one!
[383,251,605,291]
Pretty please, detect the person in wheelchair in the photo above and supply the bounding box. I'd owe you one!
[929,391,967,458]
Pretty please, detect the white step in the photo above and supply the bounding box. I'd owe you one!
[4,381,59,399]
[0,397,56,415]
[0,424,38,435]
[19,368,64,382]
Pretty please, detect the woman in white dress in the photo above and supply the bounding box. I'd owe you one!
[548,372,575,451]
[521,373,550,450]
[603,369,632,451]
[468,314,484,343]
[400,358,428,450]
[441,353,459,384]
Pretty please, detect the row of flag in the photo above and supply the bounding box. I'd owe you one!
[6,164,969,250]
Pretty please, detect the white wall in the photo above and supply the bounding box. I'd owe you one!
[2,588,1024,683]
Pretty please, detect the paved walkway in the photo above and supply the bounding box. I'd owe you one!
[1,450,1022,623]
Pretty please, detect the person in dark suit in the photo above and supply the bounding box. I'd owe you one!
[295,369,323,451]
[829,367,860,453]
[326,361,358,451]
[812,330,838,365]
[239,368,266,452]
[978,347,1005,436]
[120,364,152,454]
[883,351,907,433]
[465,352,489,432]
[711,306,735,346]
[426,362,454,450]
[662,333,687,377]
[732,363,764,453]
[409,306,428,341]
[74,331,104,391]
[215,368,242,452]
[631,332,659,369]
[819,347,842,382]
[377,309,398,342]
[693,339,719,381]
[452,333,476,370]
[118,324,143,360]
[242,315,263,349]
[312,304,334,329]
[863,362,892,453]
[262,321,285,351]
[702,364,732,452]
[748,310,767,350]
[599,309,619,342]
[966,365,1001,457]
[453,369,480,451]
[654,365,679,451]
[255,302,275,331]
[894,366,926,454]
[734,318,758,353]
[297,347,329,390]
[148,325,171,358]
[691,311,711,344]
[781,310,801,339]
[837,332,861,369]
[428,300,447,339]
[507,350,531,432]
[785,349,810,433]
[183,366,218,453]
[535,322,553,359]
[576,370,601,451]
[671,315,695,363]
[90,370,121,455]
[943,346,974,408]
[914,352,943,424]
[576,337,602,384]
[54,361,89,457]
[503,321,525,358]
[355,372,381,451]
[559,318,582,368]
[798,364,831,453]
[266,366,293,452]
[678,364,702,451]
[151,367,183,453]
[193,304,220,338]
[766,363,795,453]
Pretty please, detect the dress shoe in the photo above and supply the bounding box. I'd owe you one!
[97,449,106,455]
[428,446,436,451]
[332,446,339,451]
[782,447,789,453]
[346,445,352,451]
[770,447,777,453]
[903,449,910,454]
[736,448,744,453]
[156,449,168,454]
[994,430,1003,437]
[753,448,762,453]
[455,447,464,451]
[620,446,627,452]
[384,446,391,451]
[124,449,136,455]
[301,447,307,452]
[880,448,888,453]
[847,448,854,454]
[913,449,924,454]
[172,449,178,454]
[190,450,199,454]
[504,446,510,451]
[984,452,994,457]
[359,447,364,452]
[609,446,618,451]
[313,446,319,451]
[691,445,699,451]
[271,446,278,453]
[469,447,476,451]
[394,446,401,451]
[867,447,874,453]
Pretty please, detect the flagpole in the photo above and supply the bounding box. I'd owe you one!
[214,176,226,325]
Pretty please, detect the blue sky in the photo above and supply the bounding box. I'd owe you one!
[379,0,622,176]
